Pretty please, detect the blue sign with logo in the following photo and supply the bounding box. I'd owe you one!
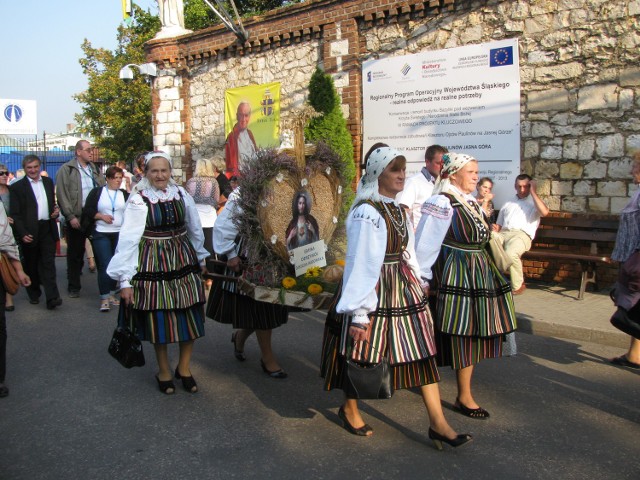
[4,104,23,123]
[0,99,37,134]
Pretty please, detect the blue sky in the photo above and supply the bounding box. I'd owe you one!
[0,0,158,135]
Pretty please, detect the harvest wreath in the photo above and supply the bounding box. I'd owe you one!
[207,142,351,310]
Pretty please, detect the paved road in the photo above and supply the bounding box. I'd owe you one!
[1,258,639,479]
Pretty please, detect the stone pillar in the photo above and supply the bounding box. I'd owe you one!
[152,69,190,181]
[146,38,191,182]
[323,18,363,174]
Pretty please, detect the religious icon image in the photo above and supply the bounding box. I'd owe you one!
[285,190,320,251]
[224,101,257,177]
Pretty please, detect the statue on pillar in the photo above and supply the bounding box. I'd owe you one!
[156,0,192,39]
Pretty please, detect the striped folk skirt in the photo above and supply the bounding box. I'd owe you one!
[206,263,288,330]
[431,244,516,368]
[320,260,440,394]
[131,230,206,344]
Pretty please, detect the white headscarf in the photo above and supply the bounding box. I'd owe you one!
[144,150,172,167]
[354,146,405,204]
[432,152,477,195]
[132,150,177,195]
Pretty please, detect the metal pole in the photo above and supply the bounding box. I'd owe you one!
[42,131,47,169]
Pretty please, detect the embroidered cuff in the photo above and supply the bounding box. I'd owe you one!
[120,279,132,289]
[350,311,370,325]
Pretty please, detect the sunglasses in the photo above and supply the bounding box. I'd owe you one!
[0,172,9,176]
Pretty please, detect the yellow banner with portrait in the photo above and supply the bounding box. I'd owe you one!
[224,83,280,176]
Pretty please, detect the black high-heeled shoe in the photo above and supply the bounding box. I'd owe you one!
[338,406,373,437]
[155,375,175,395]
[231,332,246,361]
[454,397,490,419]
[174,368,198,393]
[428,428,473,450]
[260,359,287,379]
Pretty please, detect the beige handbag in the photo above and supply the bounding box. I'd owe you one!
[0,253,20,295]
[487,232,513,273]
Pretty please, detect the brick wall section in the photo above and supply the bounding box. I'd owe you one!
[522,212,619,289]
[179,74,191,181]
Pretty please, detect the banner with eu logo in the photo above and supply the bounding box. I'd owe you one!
[362,39,520,208]
[490,46,514,67]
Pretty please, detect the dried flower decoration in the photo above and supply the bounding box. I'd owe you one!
[282,277,296,289]
[307,283,323,295]
[305,266,323,278]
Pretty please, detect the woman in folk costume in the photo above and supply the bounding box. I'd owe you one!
[208,187,289,379]
[108,152,209,395]
[415,153,517,419]
[320,144,471,449]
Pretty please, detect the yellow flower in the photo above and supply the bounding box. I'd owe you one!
[282,277,297,289]
[335,259,346,267]
[307,283,323,295]
[305,266,323,278]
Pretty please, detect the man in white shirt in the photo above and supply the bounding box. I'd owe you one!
[116,161,133,192]
[397,144,447,230]
[9,155,62,309]
[493,174,549,294]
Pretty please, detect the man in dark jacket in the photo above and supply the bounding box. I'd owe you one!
[10,155,62,309]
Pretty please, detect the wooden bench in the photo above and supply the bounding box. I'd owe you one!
[522,217,619,300]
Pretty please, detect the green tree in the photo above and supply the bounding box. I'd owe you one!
[305,68,356,215]
[184,1,303,30]
[75,1,304,162]
[74,5,160,162]
[184,0,218,30]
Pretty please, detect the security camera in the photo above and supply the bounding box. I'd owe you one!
[119,66,134,82]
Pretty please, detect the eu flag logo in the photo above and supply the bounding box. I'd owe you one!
[490,46,514,67]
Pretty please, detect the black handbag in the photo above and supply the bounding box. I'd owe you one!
[108,303,145,368]
[610,306,640,340]
[343,341,393,400]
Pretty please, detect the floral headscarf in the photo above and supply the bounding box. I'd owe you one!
[433,152,477,195]
[354,146,405,204]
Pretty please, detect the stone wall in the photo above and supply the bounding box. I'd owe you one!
[144,0,640,285]
[188,42,321,161]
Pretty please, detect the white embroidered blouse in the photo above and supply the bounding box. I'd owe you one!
[414,184,480,286]
[336,196,421,325]
[106,184,208,287]
[212,188,242,258]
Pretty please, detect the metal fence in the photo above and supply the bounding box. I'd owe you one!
[0,150,75,180]
[0,137,104,180]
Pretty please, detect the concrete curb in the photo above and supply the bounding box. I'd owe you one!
[517,314,629,349]
[514,282,629,349]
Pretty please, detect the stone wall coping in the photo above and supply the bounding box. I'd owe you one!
[145,0,456,68]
